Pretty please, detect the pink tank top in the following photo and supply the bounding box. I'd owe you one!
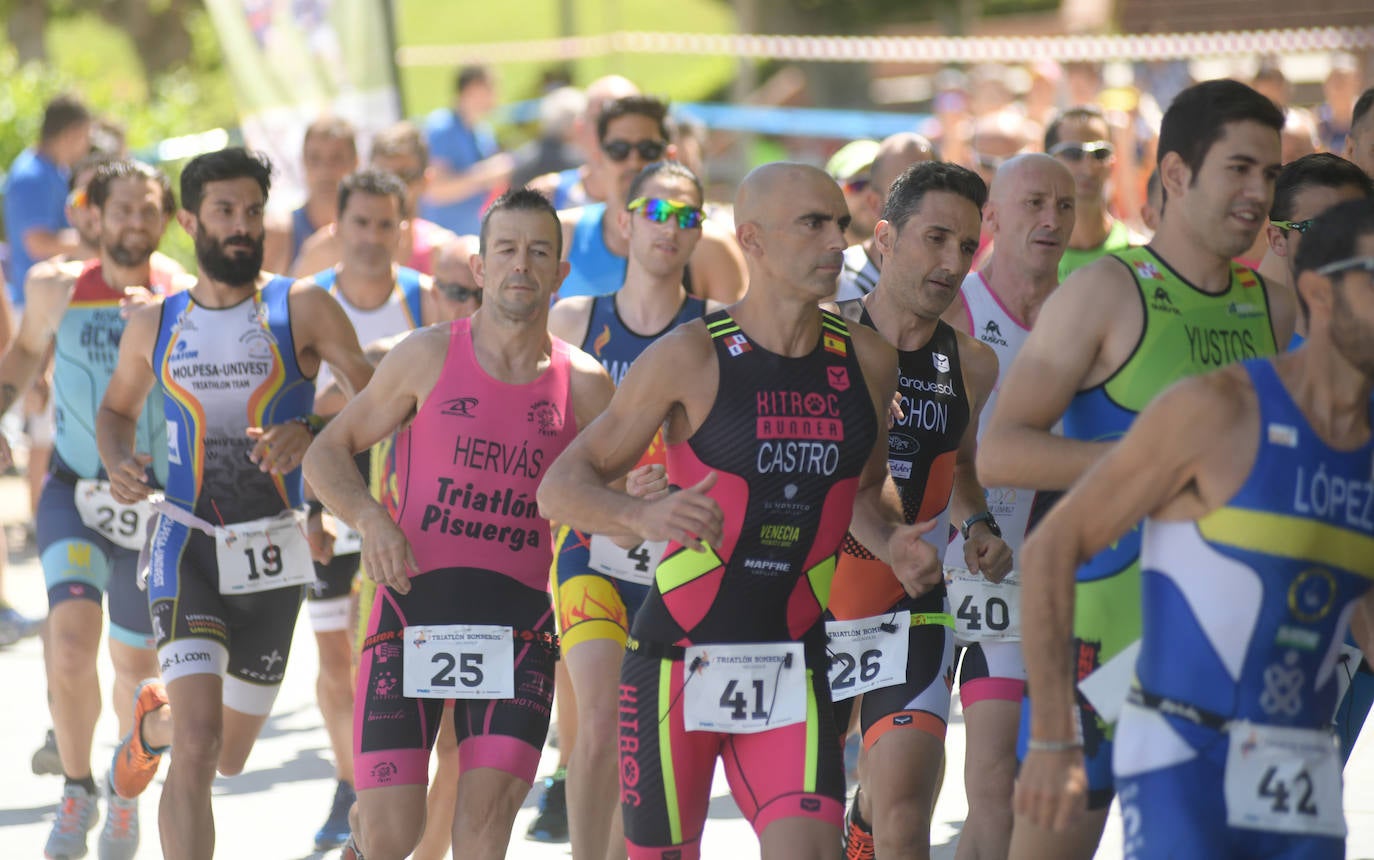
[406,218,442,274]
[393,318,578,588]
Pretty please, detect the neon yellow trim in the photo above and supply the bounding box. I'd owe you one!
[659,659,683,843]
[911,612,955,629]
[805,556,837,609]
[655,543,722,592]
[1198,507,1374,579]
[804,669,819,791]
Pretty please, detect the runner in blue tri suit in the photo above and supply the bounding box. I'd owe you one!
[1013,197,1374,858]
[96,147,375,859]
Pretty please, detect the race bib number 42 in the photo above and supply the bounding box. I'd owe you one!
[403,624,514,699]
[74,480,153,551]
[947,568,1021,642]
[683,642,807,734]
[1224,721,1345,839]
[214,511,314,595]
[824,611,910,702]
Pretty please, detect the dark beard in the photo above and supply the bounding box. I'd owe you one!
[195,228,264,286]
[106,239,152,268]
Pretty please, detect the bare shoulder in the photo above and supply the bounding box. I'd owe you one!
[548,294,594,343]
[1044,253,1138,319]
[122,297,166,346]
[953,329,999,395]
[25,257,80,298]
[380,322,451,369]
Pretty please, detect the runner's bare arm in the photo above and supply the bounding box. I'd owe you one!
[688,222,748,303]
[291,280,374,398]
[567,346,617,433]
[288,226,339,278]
[950,335,1013,580]
[1016,370,1250,831]
[262,213,293,276]
[978,258,1138,490]
[0,261,75,415]
[95,303,161,503]
[547,295,595,346]
[539,323,722,548]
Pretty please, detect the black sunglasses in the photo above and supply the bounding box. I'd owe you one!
[601,139,667,163]
[436,281,482,303]
[1050,141,1114,163]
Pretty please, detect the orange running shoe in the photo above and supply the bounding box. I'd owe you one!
[844,790,875,860]
[111,678,170,799]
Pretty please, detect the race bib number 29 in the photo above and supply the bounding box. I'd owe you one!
[682,642,807,734]
[74,480,152,551]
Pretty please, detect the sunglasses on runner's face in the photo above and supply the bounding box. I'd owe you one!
[601,139,667,163]
[627,197,706,230]
[1270,218,1318,235]
[1316,255,1374,278]
[436,281,482,303]
[1050,140,1115,162]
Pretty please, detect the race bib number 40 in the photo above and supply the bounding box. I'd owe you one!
[403,624,514,699]
[683,642,807,734]
[824,611,910,702]
[1224,721,1345,839]
[74,480,153,551]
[588,535,667,586]
[947,568,1021,642]
[215,511,314,595]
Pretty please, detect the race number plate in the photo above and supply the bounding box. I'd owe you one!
[1224,721,1345,838]
[683,642,807,734]
[74,479,153,551]
[824,611,910,702]
[402,624,514,699]
[588,535,667,586]
[215,510,314,595]
[946,567,1021,642]
[324,513,362,556]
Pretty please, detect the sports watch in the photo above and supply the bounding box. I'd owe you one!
[960,511,1002,540]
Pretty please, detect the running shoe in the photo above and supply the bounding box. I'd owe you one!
[0,603,40,646]
[44,782,97,859]
[844,790,875,860]
[110,678,169,799]
[524,770,569,843]
[33,728,63,776]
[314,779,355,850]
[98,772,139,860]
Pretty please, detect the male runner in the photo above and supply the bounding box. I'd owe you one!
[556,95,746,303]
[1015,197,1374,859]
[96,147,374,859]
[547,160,714,860]
[301,167,438,851]
[1342,87,1374,178]
[263,116,358,274]
[825,139,879,248]
[834,133,938,301]
[538,162,945,860]
[303,188,615,860]
[1047,106,1145,280]
[827,161,1009,860]
[1257,153,1374,346]
[940,152,1075,860]
[977,79,1295,860]
[528,75,641,210]
[0,159,190,860]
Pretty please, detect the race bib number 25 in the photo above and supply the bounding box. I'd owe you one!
[403,624,514,699]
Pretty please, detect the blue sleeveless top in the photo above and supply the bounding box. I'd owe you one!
[581,293,707,385]
[290,205,316,268]
[559,203,627,300]
[310,265,424,327]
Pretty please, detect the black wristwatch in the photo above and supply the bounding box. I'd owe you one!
[960,511,1001,540]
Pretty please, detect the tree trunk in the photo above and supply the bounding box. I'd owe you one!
[98,0,196,89]
[7,0,49,65]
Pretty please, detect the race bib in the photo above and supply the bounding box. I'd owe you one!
[1224,721,1345,839]
[402,624,514,699]
[947,567,1021,642]
[214,510,314,595]
[588,535,667,586]
[74,480,153,551]
[824,611,910,701]
[683,642,807,734]
[324,513,362,556]
[1078,640,1141,725]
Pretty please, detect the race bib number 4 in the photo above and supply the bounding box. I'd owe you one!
[947,568,1021,642]
[215,511,314,595]
[403,624,514,699]
[74,480,153,551]
[588,535,667,586]
[683,642,807,734]
[824,611,910,702]
[1224,721,1345,839]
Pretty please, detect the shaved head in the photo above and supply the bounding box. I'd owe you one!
[736,162,842,227]
[871,133,938,199]
[736,162,851,299]
[990,153,1073,205]
[986,153,1075,275]
[584,75,640,117]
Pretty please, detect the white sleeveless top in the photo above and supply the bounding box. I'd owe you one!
[834,244,880,301]
[315,281,417,393]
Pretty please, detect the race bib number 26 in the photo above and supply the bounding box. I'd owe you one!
[824,611,910,702]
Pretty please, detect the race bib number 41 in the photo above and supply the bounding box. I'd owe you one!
[683,642,807,734]
[947,568,1021,642]
[74,480,153,551]
[403,624,514,699]
[824,611,910,701]
[215,511,314,595]
[1224,721,1345,839]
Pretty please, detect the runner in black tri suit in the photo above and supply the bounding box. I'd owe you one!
[828,162,1009,860]
[540,163,946,860]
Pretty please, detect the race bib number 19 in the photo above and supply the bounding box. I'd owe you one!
[215,512,314,595]
[403,624,514,699]
[683,642,807,734]
[824,611,910,701]
[1224,721,1345,839]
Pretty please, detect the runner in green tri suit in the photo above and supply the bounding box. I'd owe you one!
[976,80,1296,860]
